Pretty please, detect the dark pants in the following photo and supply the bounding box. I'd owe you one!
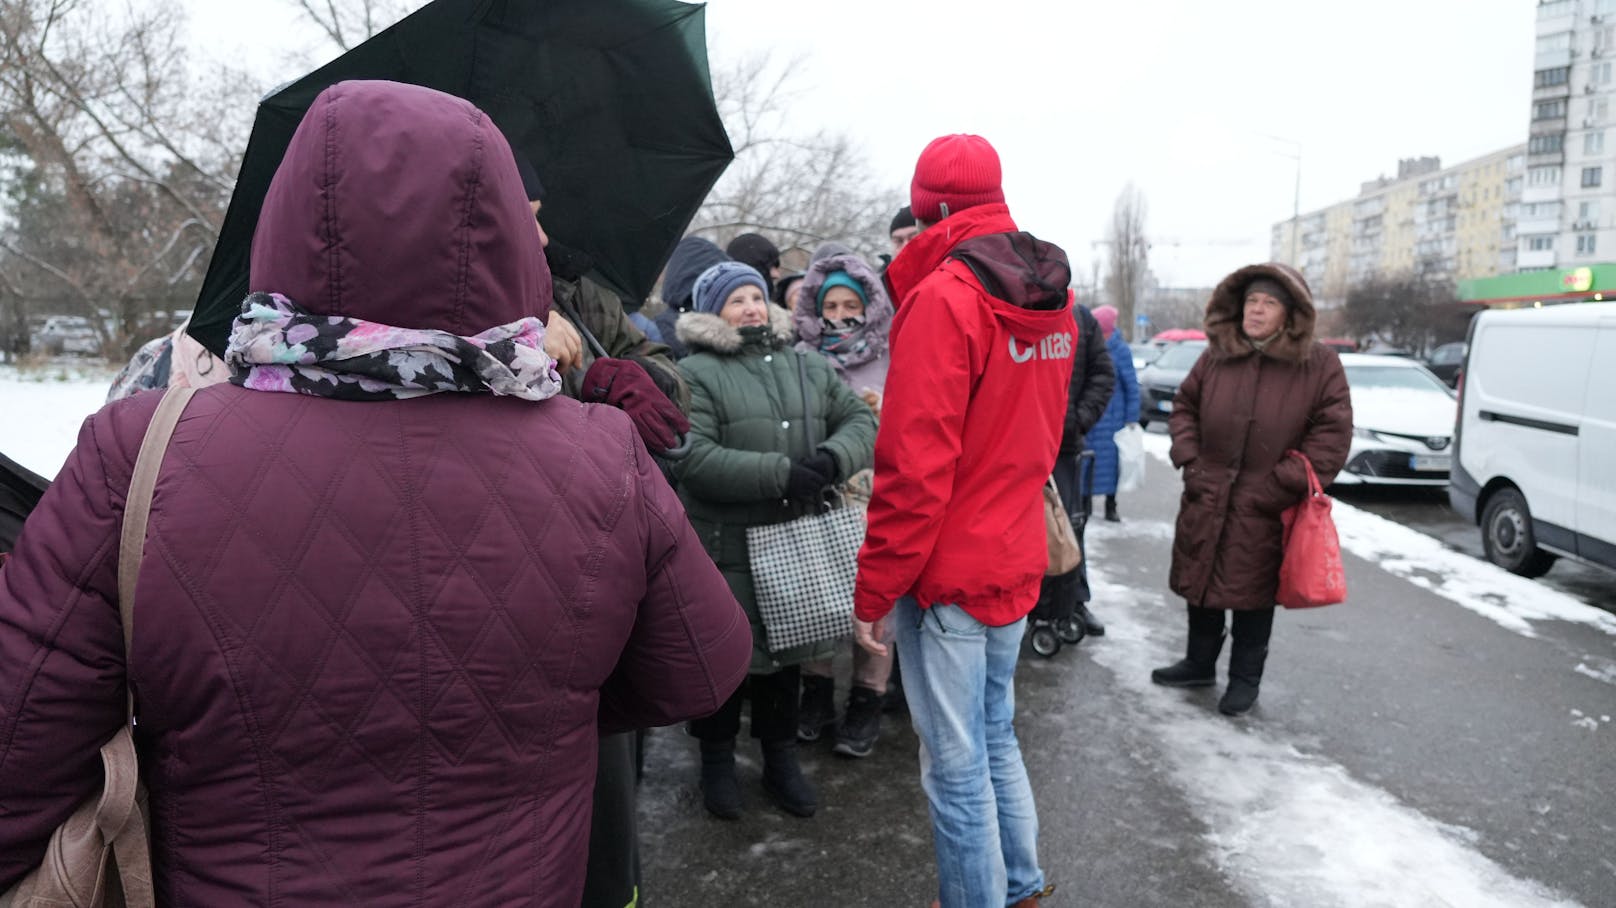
[580,732,640,908]
[689,667,801,743]
[1034,450,1090,621]
[1192,605,1276,646]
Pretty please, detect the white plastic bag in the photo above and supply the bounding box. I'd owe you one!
[1115,423,1145,493]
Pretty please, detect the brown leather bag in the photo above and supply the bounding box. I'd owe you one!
[2,384,194,908]
[1043,474,1082,576]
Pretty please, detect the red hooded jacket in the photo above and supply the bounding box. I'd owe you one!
[854,204,1076,627]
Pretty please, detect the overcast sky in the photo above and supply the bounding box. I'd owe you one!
[188,0,1535,288]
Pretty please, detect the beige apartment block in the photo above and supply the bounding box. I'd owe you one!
[1272,146,1526,308]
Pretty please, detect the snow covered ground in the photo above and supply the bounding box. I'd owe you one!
[0,362,118,479]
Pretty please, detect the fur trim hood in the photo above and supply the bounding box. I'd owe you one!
[1205,262,1316,364]
[792,253,894,369]
[675,303,796,356]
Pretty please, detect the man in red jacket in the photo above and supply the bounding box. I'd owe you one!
[853,135,1074,908]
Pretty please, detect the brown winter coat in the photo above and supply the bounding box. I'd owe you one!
[1167,263,1352,609]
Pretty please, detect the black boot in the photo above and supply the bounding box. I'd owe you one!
[698,739,742,820]
[833,686,883,758]
[1105,495,1120,522]
[1073,601,1106,637]
[761,740,817,817]
[797,674,836,743]
[1220,608,1274,716]
[1151,606,1225,687]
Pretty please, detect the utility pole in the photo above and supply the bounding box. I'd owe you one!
[1259,134,1303,265]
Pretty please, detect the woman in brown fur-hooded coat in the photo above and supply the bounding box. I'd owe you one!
[1154,262,1352,716]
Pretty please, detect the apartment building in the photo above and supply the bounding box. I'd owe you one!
[1271,147,1525,307]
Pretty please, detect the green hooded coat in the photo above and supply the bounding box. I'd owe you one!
[674,305,877,672]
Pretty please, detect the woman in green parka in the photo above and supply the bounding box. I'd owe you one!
[674,261,877,821]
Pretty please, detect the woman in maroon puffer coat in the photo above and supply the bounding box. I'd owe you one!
[0,81,750,906]
[1151,263,1352,717]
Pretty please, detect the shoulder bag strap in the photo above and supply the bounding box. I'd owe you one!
[795,350,817,454]
[118,384,195,720]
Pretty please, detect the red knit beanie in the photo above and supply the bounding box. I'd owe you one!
[909,134,1005,223]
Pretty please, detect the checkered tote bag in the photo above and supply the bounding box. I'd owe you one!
[745,352,867,652]
[747,504,866,652]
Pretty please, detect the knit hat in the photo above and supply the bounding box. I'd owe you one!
[816,270,868,314]
[1243,277,1295,310]
[725,233,780,279]
[909,134,1005,223]
[693,261,768,315]
[889,205,916,234]
[1094,305,1119,339]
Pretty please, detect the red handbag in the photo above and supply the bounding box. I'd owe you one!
[1275,451,1347,608]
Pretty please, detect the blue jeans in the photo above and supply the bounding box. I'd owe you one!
[894,596,1043,907]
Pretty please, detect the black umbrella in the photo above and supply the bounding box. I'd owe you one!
[0,452,50,553]
[189,0,733,357]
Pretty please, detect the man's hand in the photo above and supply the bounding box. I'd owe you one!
[544,310,584,372]
[853,614,892,657]
[581,357,690,453]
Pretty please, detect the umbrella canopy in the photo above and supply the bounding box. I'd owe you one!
[1151,328,1207,343]
[190,0,732,357]
[0,452,49,553]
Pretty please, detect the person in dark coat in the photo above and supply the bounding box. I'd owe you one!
[1033,301,1115,638]
[1087,305,1141,521]
[0,81,752,905]
[674,261,877,820]
[654,236,730,359]
[1152,263,1352,716]
[725,232,782,297]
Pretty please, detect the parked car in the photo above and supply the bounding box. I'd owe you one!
[1137,339,1207,427]
[1318,337,1360,353]
[1425,341,1466,387]
[1449,302,1616,578]
[1332,353,1457,487]
[1129,342,1162,371]
[34,315,101,356]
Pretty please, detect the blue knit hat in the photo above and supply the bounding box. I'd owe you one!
[693,261,769,315]
[816,270,868,314]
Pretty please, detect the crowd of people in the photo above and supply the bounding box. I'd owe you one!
[0,80,1352,908]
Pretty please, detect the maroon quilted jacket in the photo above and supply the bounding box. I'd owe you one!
[0,81,750,905]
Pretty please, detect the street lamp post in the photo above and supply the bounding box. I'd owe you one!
[1258,134,1303,266]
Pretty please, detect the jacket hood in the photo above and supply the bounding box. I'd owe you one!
[884,203,1018,305]
[792,253,894,352]
[249,81,551,335]
[947,232,1072,312]
[675,303,796,355]
[662,237,729,312]
[1205,262,1316,364]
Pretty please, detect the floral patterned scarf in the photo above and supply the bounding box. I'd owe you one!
[225,293,561,402]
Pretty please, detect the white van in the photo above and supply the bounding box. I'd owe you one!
[1449,302,1616,577]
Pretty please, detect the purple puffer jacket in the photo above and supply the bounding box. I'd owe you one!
[0,81,750,906]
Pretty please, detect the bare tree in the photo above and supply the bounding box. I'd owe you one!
[1343,271,1453,354]
[1104,183,1150,341]
[289,0,414,52]
[687,53,901,265]
[0,0,254,358]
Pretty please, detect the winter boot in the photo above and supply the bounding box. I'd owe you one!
[698,739,742,820]
[1073,601,1106,637]
[797,674,837,743]
[1219,612,1273,716]
[761,739,817,817]
[1151,607,1225,687]
[1105,495,1120,522]
[832,686,883,758]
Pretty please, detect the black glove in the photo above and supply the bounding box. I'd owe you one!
[786,450,838,500]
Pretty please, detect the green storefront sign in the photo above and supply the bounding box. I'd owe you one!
[1459,264,1616,303]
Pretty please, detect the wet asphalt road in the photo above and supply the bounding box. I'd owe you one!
[634,445,1616,908]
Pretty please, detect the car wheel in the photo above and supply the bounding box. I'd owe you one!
[1480,488,1557,578]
